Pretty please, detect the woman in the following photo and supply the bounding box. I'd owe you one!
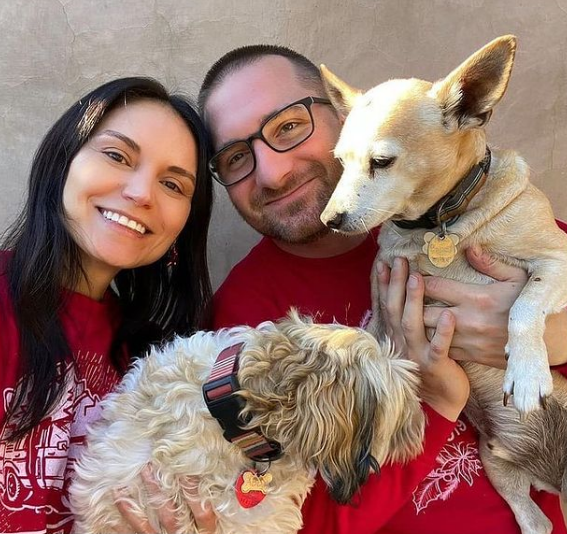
[0,77,212,533]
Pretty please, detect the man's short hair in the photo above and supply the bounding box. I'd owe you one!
[198,44,324,112]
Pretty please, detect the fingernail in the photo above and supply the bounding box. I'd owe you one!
[408,274,418,288]
[141,464,154,481]
[376,260,384,274]
[470,244,490,261]
[469,244,481,257]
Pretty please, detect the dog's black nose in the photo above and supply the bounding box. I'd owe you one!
[325,212,345,230]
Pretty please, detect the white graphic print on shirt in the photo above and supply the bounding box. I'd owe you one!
[0,351,116,532]
[412,419,483,513]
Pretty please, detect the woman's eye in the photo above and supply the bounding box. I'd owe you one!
[162,180,182,194]
[104,150,127,164]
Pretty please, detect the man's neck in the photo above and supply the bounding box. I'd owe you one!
[273,231,367,259]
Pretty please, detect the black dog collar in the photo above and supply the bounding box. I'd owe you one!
[394,147,492,230]
[203,343,283,463]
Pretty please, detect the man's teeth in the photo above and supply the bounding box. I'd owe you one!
[102,210,147,234]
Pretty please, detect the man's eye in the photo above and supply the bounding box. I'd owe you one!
[228,152,245,167]
[271,119,311,141]
[280,121,299,133]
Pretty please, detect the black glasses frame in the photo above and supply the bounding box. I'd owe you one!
[209,96,332,187]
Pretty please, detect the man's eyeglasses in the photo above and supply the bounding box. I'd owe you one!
[209,96,332,187]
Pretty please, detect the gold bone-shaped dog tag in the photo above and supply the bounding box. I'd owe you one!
[241,471,273,494]
[422,232,459,268]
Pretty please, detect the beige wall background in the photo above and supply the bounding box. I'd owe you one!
[1,0,566,289]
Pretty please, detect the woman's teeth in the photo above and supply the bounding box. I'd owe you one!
[102,210,147,234]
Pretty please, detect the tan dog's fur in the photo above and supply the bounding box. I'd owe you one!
[320,36,567,534]
[70,312,424,534]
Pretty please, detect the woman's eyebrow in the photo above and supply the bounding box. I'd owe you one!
[97,130,140,152]
[169,166,196,182]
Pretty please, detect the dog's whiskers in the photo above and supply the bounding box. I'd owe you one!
[359,218,371,236]
[365,207,397,217]
[363,204,406,237]
[391,225,404,238]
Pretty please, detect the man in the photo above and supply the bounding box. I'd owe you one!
[200,45,567,533]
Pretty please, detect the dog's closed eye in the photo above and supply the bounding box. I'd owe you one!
[370,156,396,172]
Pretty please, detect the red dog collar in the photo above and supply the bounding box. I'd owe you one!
[203,343,283,462]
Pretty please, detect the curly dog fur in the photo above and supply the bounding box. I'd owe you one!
[70,312,424,534]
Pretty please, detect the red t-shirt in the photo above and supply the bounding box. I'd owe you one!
[0,271,123,534]
[213,222,567,534]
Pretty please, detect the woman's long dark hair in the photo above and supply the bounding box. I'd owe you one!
[1,77,213,439]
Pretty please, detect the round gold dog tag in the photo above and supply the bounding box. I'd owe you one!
[422,232,459,268]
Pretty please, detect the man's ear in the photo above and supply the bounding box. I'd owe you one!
[430,35,517,130]
[320,64,362,119]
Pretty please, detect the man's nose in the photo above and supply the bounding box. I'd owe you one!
[252,140,294,190]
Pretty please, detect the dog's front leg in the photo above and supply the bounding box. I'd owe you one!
[479,437,553,534]
[504,260,567,413]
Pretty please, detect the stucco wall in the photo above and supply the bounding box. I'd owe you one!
[1,0,566,289]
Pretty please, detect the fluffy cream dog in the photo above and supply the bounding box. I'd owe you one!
[70,312,424,534]
[319,35,567,534]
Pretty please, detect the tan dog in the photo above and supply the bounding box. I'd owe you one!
[70,312,423,534]
[320,36,567,534]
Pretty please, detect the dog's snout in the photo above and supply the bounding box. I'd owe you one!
[324,211,345,230]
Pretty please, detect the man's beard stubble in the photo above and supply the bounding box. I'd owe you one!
[235,159,342,244]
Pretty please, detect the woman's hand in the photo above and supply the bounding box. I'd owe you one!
[115,466,217,533]
[422,246,567,368]
[376,258,470,421]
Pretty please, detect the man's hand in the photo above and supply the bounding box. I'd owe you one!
[377,258,470,421]
[422,245,567,368]
[114,466,217,534]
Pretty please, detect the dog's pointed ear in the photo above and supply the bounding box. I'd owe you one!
[320,64,362,119]
[431,35,517,130]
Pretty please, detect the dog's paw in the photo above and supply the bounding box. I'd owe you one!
[502,345,553,414]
